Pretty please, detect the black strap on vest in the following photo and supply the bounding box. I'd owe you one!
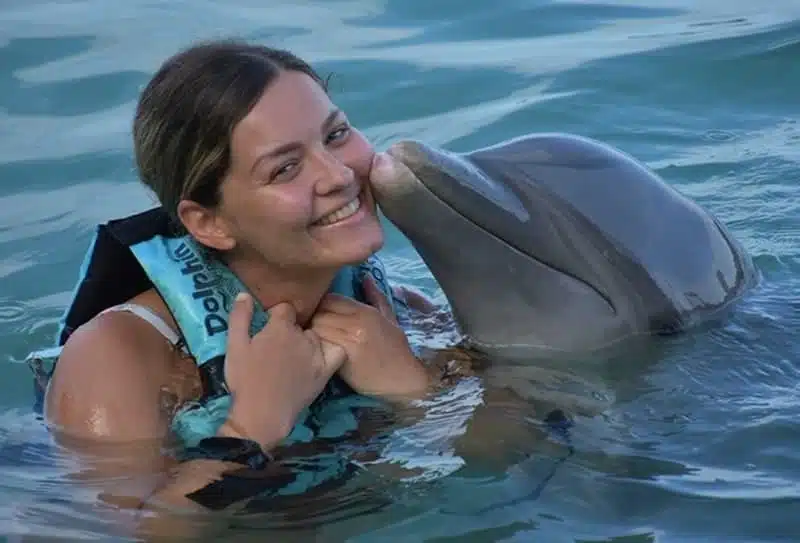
[57,207,231,400]
[198,355,230,400]
[58,207,176,346]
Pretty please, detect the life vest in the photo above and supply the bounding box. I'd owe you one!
[27,206,410,450]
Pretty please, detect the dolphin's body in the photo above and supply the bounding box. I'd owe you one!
[372,133,757,362]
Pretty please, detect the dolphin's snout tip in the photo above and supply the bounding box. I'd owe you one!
[369,148,418,199]
[386,139,428,163]
[385,142,406,164]
[370,151,396,181]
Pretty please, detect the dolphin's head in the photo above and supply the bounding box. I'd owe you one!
[372,134,754,360]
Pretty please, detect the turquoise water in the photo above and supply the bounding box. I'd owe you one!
[2,0,799,540]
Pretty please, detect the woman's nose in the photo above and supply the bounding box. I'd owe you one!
[311,149,355,194]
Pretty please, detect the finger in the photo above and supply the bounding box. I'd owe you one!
[308,320,350,345]
[302,327,321,351]
[310,307,350,329]
[309,302,358,329]
[266,302,298,326]
[227,292,254,354]
[302,329,330,381]
[363,275,397,322]
[317,293,362,315]
[304,330,346,375]
[319,338,347,373]
[369,151,403,184]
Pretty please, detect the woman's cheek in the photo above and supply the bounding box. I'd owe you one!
[344,128,376,179]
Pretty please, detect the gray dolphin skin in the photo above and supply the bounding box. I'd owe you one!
[371,133,757,361]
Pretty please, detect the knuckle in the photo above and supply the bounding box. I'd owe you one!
[310,357,326,380]
[352,326,368,345]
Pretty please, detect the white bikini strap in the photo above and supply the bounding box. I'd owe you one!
[101,303,182,347]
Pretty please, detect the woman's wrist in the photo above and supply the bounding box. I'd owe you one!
[408,355,436,394]
[217,407,291,453]
[379,353,436,401]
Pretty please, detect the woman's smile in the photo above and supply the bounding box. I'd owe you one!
[312,191,366,228]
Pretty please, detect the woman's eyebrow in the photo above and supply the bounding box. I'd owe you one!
[250,109,342,175]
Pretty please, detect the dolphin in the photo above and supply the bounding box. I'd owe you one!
[371,133,757,362]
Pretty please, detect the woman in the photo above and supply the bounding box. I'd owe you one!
[43,39,446,534]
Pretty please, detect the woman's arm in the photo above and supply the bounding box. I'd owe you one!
[45,311,288,539]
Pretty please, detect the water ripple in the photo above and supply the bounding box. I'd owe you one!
[0,299,27,327]
[0,180,154,244]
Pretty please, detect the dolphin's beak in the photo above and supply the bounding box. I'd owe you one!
[386,140,440,174]
[385,140,530,223]
[371,143,427,201]
[385,140,419,162]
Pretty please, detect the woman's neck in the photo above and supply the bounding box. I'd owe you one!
[224,255,338,328]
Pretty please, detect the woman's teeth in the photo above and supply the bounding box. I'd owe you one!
[315,197,361,226]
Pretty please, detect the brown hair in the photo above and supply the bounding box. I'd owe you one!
[133,39,326,225]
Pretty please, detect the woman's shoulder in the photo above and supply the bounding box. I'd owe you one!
[60,288,181,366]
[44,289,185,439]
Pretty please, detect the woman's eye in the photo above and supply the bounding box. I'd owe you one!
[272,160,299,181]
[326,125,351,144]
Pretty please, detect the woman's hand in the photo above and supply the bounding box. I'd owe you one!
[310,276,432,400]
[222,293,346,449]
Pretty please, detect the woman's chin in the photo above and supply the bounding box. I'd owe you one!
[310,210,385,266]
[350,231,385,263]
[341,227,385,265]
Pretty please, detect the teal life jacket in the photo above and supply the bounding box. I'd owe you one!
[27,207,411,495]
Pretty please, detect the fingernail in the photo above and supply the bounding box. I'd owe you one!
[235,292,250,302]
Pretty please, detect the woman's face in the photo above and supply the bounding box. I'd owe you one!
[216,69,384,273]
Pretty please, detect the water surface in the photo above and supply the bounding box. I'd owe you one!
[1,0,799,540]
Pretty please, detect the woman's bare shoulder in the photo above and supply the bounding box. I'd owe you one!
[44,291,182,442]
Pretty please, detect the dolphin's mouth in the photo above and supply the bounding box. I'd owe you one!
[387,144,617,315]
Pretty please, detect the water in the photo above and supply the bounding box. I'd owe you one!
[1,0,798,540]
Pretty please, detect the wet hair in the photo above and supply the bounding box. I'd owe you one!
[132,39,327,225]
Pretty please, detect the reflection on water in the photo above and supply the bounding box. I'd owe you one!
[3,283,797,541]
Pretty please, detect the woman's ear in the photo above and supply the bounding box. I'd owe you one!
[176,199,237,251]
